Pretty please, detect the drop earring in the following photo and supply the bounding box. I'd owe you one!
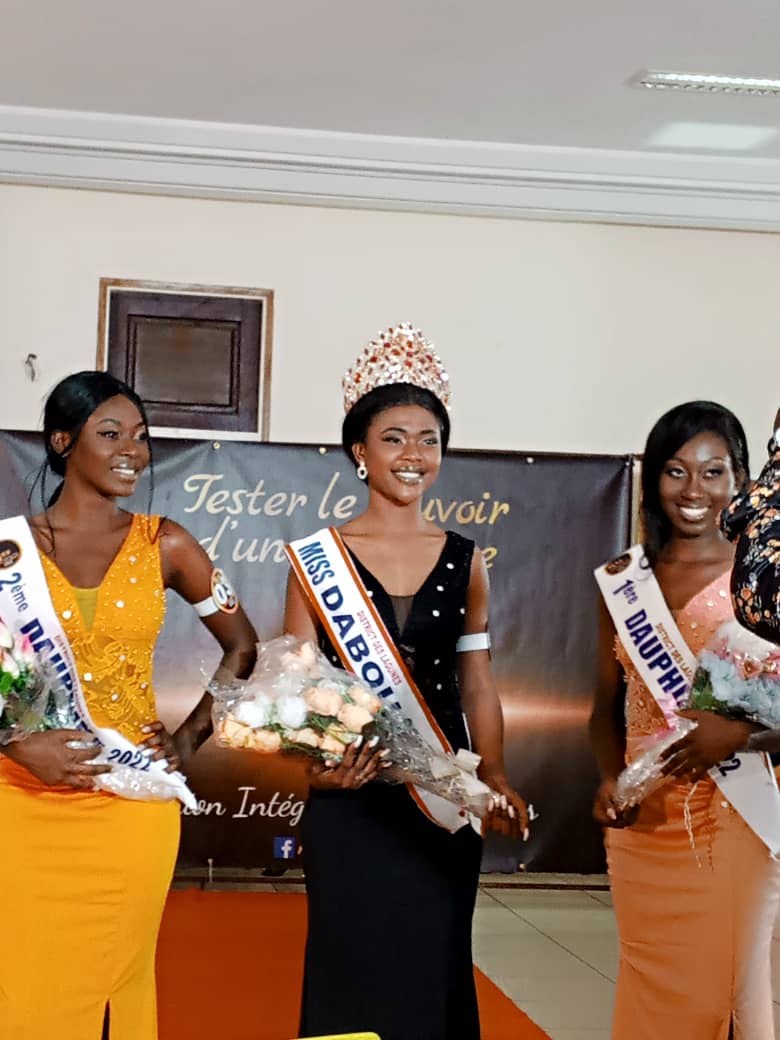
[356,463,368,481]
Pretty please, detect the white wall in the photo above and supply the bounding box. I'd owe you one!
[0,183,776,464]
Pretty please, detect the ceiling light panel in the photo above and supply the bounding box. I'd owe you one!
[630,69,780,97]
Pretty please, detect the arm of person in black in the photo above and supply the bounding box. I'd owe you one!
[458,548,528,838]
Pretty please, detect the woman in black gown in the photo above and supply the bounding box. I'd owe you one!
[284,324,528,1040]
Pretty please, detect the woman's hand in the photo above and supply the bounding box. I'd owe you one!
[482,773,529,839]
[592,778,638,828]
[307,736,388,790]
[1,729,111,789]
[141,720,182,773]
[659,710,754,782]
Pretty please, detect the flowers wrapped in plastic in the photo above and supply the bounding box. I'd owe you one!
[0,618,71,740]
[0,616,196,807]
[614,717,697,810]
[615,618,780,810]
[211,635,493,818]
[690,619,780,726]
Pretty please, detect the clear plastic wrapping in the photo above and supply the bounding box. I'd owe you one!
[690,618,780,727]
[0,617,81,743]
[615,619,780,811]
[373,711,493,817]
[211,634,492,817]
[614,717,697,810]
[0,618,193,805]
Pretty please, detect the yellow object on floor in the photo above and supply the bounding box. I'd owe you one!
[293,1034,381,1039]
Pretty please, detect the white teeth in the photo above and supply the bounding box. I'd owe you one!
[680,506,707,521]
[112,467,137,478]
[394,471,423,484]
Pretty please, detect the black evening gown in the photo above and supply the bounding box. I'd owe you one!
[299,531,483,1040]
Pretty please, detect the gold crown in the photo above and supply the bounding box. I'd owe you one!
[342,323,451,413]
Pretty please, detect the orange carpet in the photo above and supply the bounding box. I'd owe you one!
[156,889,550,1040]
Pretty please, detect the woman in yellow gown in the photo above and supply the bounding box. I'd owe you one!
[0,372,257,1039]
[590,401,780,1040]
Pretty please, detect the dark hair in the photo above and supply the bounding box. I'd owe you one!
[641,400,749,566]
[341,383,451,465]
[33,371,153,510]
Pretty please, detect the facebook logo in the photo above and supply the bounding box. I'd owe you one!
[273,836,297,860]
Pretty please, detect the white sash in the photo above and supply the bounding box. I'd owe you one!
[287,527,479,834]
[0,515,196,809]
[596,545,780,855]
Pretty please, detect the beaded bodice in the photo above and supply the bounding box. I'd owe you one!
[40,514,165,743]
[616,570,733,750]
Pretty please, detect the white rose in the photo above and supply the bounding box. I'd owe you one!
[337,703,374,733]
[219,717,253,748]
[320,733,348,756]
[304,685,344,717]
[250,728,283,753]
[276,695,308,730]
[288,727,320,749]
[347,685,382,716]
[233,694,272,729]
[1,650,20,680]
[0,621,12,651]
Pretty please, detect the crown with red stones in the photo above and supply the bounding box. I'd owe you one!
[342,323,451,413]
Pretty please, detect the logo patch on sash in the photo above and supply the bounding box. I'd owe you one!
[0,540,21,570]
[211,568,238,614]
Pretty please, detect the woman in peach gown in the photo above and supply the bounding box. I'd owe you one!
[590,401,780,1040]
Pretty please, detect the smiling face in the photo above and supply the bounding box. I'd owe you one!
[658,430,738,539]
[352,403,443,505]
[51,394,150,498]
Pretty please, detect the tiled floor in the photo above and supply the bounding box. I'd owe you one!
[174,869,780,1039]
[474,881,616,1039]
[473,874,780,1040]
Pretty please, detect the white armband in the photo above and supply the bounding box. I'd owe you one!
[193,569,238,617]
[456,631,491,653]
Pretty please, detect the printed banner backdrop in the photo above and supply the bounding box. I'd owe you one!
[0,432,631,873]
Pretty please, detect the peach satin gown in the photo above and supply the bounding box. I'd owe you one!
[607,571,780,1039]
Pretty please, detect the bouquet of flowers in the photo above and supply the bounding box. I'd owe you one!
[212,635,493,817]
[0,618,77,741]
[0,616,195,806]
[212,637,383,758]
[689,618,780,725]
[615,619,780,810]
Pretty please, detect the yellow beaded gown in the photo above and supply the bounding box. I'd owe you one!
[0,515,180,1039]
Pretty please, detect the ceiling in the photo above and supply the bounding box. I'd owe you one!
[2,0,780,226]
